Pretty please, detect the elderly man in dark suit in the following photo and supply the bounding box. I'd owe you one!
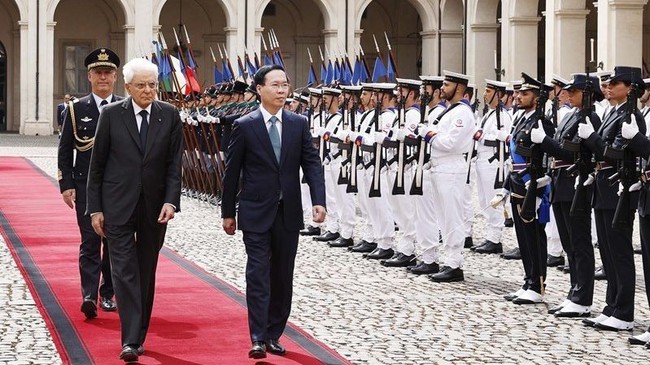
[221,64,326,359]
[86,57,183,362]
[58,48,122,320]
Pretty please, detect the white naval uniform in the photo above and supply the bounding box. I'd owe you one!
[390,106,420,256]
[354,109,377,244]
[302,111,325,228]
[322,112,344,236]
[328,111,357,240]
[413,104,445,263]
[475,107,513,243]
[426,101,475,268]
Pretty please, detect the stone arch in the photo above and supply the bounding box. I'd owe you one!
[154,0,235,28]
[441,0,463,29]
[7,0,27,21]
[510,0,539,18]
[0,0,21,132]
[356,0,436,30]
[46,0,132,24]
[255,0,333,30]
[471,0,499,24]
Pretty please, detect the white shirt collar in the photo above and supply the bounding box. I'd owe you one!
[132,99,152,116]
[92,93,113,108]
[259,105,283,124]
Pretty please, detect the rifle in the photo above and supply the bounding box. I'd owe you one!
[369,99,384,198]
[346,100,362,193]
[518,87,549,222]
[606,83,639,229]
[409,90,432,195]
[493,101,507,188]
[392,98,407,195]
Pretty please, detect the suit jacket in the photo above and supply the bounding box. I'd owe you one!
[628,133,650,216]
[221,108,325,233]
[58,94,123,192]
[86,97,183,226]
[57,103,66,126]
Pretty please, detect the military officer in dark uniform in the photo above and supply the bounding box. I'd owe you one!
[578,66,646,331]
[58,48,122,319]
[530,74,603,317]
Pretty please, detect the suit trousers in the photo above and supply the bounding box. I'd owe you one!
[387,165,417,256]
[324,164,341,234]
[594,208,636,321]
[74,179,112,301]
[639,213,650,331]
[105,194,165,346]
[475,157,504,243]
[364,167,395,249]
[552,202,594,306]
[243,203,299,342]
[414,170,440,264]
[511,197,547,293]
[329,159,356,239]
[430,164,467,269]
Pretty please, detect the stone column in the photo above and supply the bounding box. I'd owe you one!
[439,29,462,73]
[465,22,499,94]
[598,0,648,69]
[545,0,590,81]
[505,16,540,80]
[224,27,239,63]
[322,28,338,60]
[18,20,30,134]
[420,29,438,76]
[132,0,153,62]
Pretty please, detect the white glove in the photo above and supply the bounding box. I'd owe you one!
[423,161,432,171]
[336,129,351,141]
[583,173,595,186]
[374,131,387,145]
[630,180,643,192]
[489,189,510,208]
[418,125,433,138]
[529,121,546,144]
[349,131,359,141]
[622,114,640,139]
[577,117,595,139]
[574,175,580,190]
[617,182,623,196]
[395,129,409,142]
[314,126,325,137]
[496,129,510,142]
[525,175,551,189]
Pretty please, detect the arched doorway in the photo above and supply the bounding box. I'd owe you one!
[53,0,126,122]
[0,42,6,131]
[158,0,228,87]
[261,0,324,88]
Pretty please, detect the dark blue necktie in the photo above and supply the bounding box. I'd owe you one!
[139,110,149,148]
[269,116,281,162]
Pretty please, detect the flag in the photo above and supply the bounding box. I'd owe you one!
[264,53,273,66]
[222,59,233,81]
[186,49,198,70]
[386,52,397,81]
[307,65,318,86]
[246,56,257,76]
[352,57,361,85]
[213,64,223,84]
[341,60,353,85]
[372,55,386,82]
[237,56,245,79]
[320,63,327,83]
[273,52,284,67]
[325,60,334,85]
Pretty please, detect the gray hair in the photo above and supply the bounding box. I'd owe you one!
[123,58,158,84]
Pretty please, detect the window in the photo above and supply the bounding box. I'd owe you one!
[63,43,91,95]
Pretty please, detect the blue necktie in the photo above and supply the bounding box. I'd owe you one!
[269,116,281,163]
[139,110,149,149]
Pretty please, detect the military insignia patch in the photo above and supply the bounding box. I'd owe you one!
[81,117,92,123]
[57,169,62,181]
[455,119,463,127]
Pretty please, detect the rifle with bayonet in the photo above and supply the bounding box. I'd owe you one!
[369,98,384,197]
[392,97,408,195]
[409,89,432,195]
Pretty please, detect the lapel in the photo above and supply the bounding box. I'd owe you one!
[144,101,163,159]
[250,109,279,169]
[85,95,100,121]
[279,110,294,168]
[554,110,575,139]
[598,105,622,135]
[120,97,142,151]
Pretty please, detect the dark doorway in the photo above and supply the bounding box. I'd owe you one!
[0,42,6,131]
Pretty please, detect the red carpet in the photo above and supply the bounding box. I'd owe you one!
[0,157,349,365]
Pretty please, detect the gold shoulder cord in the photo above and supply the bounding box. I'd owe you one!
[68,100,94,152]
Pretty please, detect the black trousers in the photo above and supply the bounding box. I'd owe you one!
[638,213,650,331]
[75,180,112,301]
[511,197,547,293]
[594,208,635,321]
[243,203,299,342]
[105,195,166,346]
[552,202,594,306]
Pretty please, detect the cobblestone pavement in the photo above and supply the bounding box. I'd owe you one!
[1,134,649,364]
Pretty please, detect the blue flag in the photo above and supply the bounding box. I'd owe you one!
[213,65,223,84]
[264,54,273,66]
[307,65,317,86]
[386,52,397,81]
[372,56,386,82]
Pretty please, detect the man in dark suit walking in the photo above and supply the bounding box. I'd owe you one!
[58,48,122,320]
[86,57,183,362]
[221,64,326,359]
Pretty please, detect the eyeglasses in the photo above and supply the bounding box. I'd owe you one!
[265,83,290,90]
[132,82,158,90]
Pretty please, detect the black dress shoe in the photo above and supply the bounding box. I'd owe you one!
[504,217,514,227]
[501,247,521,260]
[365,248,394,260]
[469,241,486,251]
[547,255,565,267]
[463,236,473,248]
[329,237,354,248]
[265,339,286,355]
[119,345,139,363]
[299,226,321,236]
[349,240,377,253]
[474,240,503,254]
[136,345,144,356]
[381,253,416,267]
[313,231,339,242]
[634,246,642,255]
[248,341,267,359]
[594,266,606,281]
[428,266,464,282]
[81,300,97,319]
[100,297,117,312]
[407,262,439,275]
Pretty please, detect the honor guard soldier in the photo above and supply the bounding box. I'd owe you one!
[58,47,122,319]
[496,73,555,303]
[407,76,445,275]
[594,71,614,120]
[471,80,512,254]
[530,73,603,317]
[381,78,422,267]
[578,66,646,331]
[418,71,475,282]
[639,79,650,129]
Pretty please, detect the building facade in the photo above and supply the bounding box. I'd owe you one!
[0,0,648,135]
